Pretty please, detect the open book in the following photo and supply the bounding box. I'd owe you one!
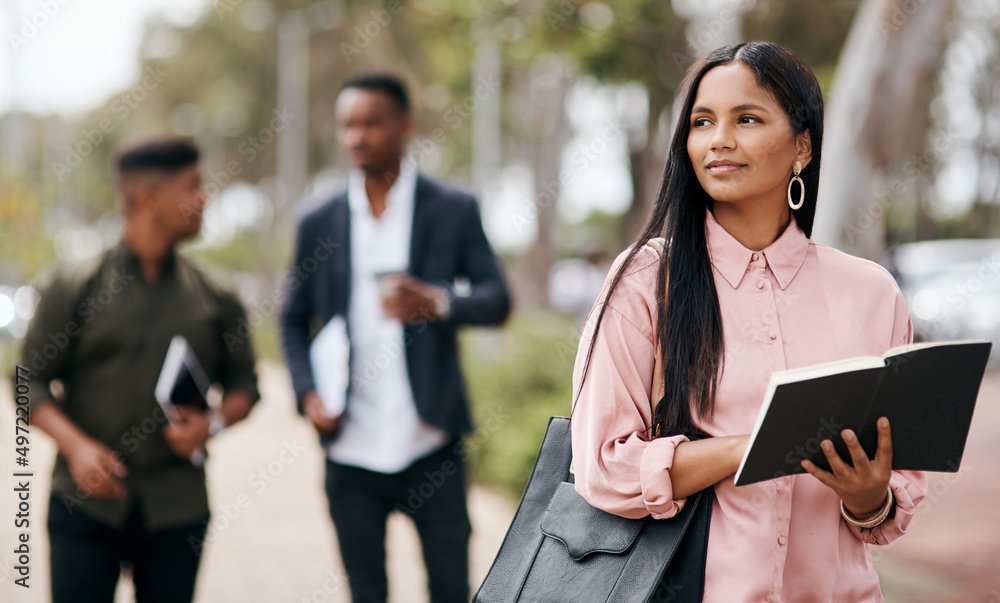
[734,340,992,487]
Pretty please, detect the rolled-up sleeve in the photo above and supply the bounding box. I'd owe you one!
[848,284,927,545]
[571,249,687,520]
[848,470,926,545]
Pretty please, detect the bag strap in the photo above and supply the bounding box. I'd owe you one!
[570,238,667,475]
[646,237,666,413]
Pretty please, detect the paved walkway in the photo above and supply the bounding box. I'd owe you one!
[1,363,998,602]
[870,369,1000,602]
[0,363,512,603]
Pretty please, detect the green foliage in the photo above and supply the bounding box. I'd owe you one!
[0,163,57,282]
[743,0,860,72]
[184,232,293,362]
[250,314,284,362]
[187,229,292,275]
[460,310,581,499]
[524,0,683,88]
[559,209,627,258]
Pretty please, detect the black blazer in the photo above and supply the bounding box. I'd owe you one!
[280,174,511,438]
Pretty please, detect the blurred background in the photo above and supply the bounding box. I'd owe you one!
[2,0,1000,601]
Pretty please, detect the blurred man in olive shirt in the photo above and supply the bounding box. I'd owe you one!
[19,139,259,603]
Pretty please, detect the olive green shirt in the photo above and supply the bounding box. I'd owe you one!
[20,242,259,530]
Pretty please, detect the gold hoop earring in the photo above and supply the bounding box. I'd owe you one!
[787,161,805,210]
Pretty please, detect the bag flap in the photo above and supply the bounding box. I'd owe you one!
[540,482,644,561]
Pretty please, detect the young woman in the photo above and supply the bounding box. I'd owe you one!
[571,42,927,601]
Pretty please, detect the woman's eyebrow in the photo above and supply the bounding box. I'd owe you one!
[691,103,772,115]
[731,103,771,113]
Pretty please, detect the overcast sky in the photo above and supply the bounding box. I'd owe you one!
[1,0,209,116]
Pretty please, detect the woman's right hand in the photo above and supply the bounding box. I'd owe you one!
[65,437,128,500]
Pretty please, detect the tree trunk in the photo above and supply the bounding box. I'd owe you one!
[812,0,955,259]
[624,89,672,244]
[515,55,573,309]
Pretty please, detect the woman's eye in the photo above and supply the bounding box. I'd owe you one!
[692,117,711,127]
[738,115,761,124]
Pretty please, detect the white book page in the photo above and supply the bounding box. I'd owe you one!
[154,336,188,405]
[309,316,350,417]
[768,355,885,384]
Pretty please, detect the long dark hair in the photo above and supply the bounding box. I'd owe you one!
[577,42,824,437]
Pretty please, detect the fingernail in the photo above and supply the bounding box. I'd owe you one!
[821,440,832,451]
[843,430,854,441]
[879,417,889,428]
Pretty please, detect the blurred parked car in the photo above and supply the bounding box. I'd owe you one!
[890,239,1000,366]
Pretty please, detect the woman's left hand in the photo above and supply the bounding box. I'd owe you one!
[801,417,893,518]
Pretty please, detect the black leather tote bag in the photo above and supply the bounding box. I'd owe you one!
[474,238,711,602]
[473,416,712,602]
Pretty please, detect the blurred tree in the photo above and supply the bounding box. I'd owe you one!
[743,0,861,71]
[924,0,1000,239]
[813,0,957,258]
[16,0,880,303]
[25,0,867,303]
[533,0,861,248]
[525,0,686,246]
[0,163,54,281]
[509,55,574,308]
[62,1,501,262]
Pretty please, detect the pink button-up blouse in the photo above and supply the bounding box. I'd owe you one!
[571,210,928,602]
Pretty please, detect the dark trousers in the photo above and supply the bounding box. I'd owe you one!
[325,443,471,603]
[47,494,207,603]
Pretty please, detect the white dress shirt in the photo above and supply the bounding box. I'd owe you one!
[326,167,449,473]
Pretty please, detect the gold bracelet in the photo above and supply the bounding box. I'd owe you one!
[840,486,894,529]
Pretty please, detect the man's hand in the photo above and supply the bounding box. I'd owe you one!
[65,437,128,500]
[303,391,342,435]
[164,407,211,460]
[380,274,448,323]
[801,417,894,518]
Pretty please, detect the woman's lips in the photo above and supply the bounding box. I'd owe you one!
[706,162,745,176]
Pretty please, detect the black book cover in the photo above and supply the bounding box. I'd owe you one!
[734,340,992,487]
[860,342,991,472]
[154,336,210,413]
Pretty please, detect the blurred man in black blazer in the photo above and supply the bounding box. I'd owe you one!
[280,74,511,603]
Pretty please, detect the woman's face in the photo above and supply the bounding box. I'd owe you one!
[686,63,811,210]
